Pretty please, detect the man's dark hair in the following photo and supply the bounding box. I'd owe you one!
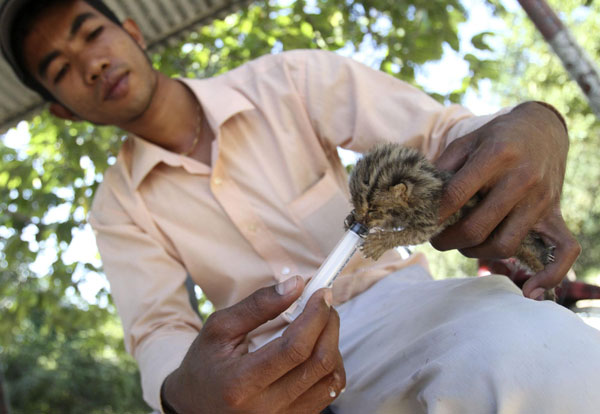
[10,0,122,102]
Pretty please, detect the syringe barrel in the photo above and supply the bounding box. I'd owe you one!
[283,222,366,322]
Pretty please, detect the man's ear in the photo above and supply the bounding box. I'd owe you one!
[122,18,147,50]
[50,103,81,121]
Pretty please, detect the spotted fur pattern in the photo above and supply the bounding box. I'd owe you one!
[346,143,554,278]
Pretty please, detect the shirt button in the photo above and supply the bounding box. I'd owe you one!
[281,267,291,276]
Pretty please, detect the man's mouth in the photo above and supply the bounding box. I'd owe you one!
[102,71,130,101]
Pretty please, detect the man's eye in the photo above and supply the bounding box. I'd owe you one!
[54,63,70,84]
[86,26,104,41]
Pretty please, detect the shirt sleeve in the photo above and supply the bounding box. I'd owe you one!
[89,177,202,411]
[284,49,511,160]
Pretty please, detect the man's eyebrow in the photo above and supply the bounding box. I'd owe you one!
[69,12,96,39]
[38,50,61,79]
[37,13,99,80]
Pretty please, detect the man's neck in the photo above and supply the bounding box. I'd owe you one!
[119,72,212,162]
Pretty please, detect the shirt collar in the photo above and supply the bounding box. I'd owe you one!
[128,77,255,189]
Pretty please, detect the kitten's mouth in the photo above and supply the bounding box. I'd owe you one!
[368,226,405,233]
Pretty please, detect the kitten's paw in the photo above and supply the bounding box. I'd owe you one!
[361,234,389,260]
[361,244,385,260]
[344,212,356,231]
[544,288,557,302]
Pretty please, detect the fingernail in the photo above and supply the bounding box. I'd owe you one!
[328,387,337,398]
[276,276,298,296]
[529,287,545,301]
[324,289,333,308]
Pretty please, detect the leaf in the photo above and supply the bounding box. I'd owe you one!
[471,31,495,51]
[300,21,314,38]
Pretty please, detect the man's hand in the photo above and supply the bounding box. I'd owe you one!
[432,102,581,299]
[162,276,346,413]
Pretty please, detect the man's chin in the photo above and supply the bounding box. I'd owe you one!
[86,105,150,128]
[69,82,156,127]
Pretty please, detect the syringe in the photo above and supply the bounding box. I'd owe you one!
[282,221,368,322]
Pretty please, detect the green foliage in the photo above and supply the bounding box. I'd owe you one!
[489,0,600,282]
[3,319,147,414]
[413,243,479,279]
[416,1,600,282]
[471,31,495,51]
[157,0,468,85]
[0,0,514,411]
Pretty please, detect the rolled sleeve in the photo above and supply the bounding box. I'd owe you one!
[89,183,202,410]
[285,50,512,160]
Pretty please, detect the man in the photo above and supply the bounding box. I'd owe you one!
[2,0,600,413]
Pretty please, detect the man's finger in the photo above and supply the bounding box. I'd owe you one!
[235,289,333,394]
[522,213,581,298]
[432,176,524,251]
[436,146,505,223]
[434,132,475,173]
[288,371,345,414]
[455,189,549,258]
[203,276,304,342]
[269,307,343,402]
[433,139,471,223]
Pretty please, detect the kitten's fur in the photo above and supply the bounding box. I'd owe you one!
[346,143,554,277]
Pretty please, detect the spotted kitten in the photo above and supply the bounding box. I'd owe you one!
[345,143,555,277]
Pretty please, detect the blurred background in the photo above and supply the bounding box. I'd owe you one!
[1,0,599,412]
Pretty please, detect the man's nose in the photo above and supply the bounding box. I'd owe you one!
[85,58,110,84]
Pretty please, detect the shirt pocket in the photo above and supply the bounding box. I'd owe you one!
[287,169,352,255]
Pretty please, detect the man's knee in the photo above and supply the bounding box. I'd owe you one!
[415,297,600,413]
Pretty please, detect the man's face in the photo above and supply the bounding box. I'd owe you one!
[22,0,157,125]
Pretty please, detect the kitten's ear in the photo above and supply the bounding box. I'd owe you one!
[391,183,407,197]
[391,182,414,206]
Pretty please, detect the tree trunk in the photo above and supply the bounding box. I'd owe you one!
[518,0,600,118]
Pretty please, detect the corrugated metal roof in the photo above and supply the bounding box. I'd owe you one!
[0,0,250,133]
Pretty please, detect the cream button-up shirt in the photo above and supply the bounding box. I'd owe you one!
[89,49,508,410]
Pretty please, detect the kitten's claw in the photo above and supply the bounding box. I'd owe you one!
[361,242,385,260]
[361,232,395,260]
[546,245,556,263]
[344,212,356,230]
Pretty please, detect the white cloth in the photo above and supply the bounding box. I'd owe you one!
[332,266,600,414]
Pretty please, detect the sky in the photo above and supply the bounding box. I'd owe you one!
[1,0,528,305]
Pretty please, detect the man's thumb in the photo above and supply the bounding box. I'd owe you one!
[208,276,304,340]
